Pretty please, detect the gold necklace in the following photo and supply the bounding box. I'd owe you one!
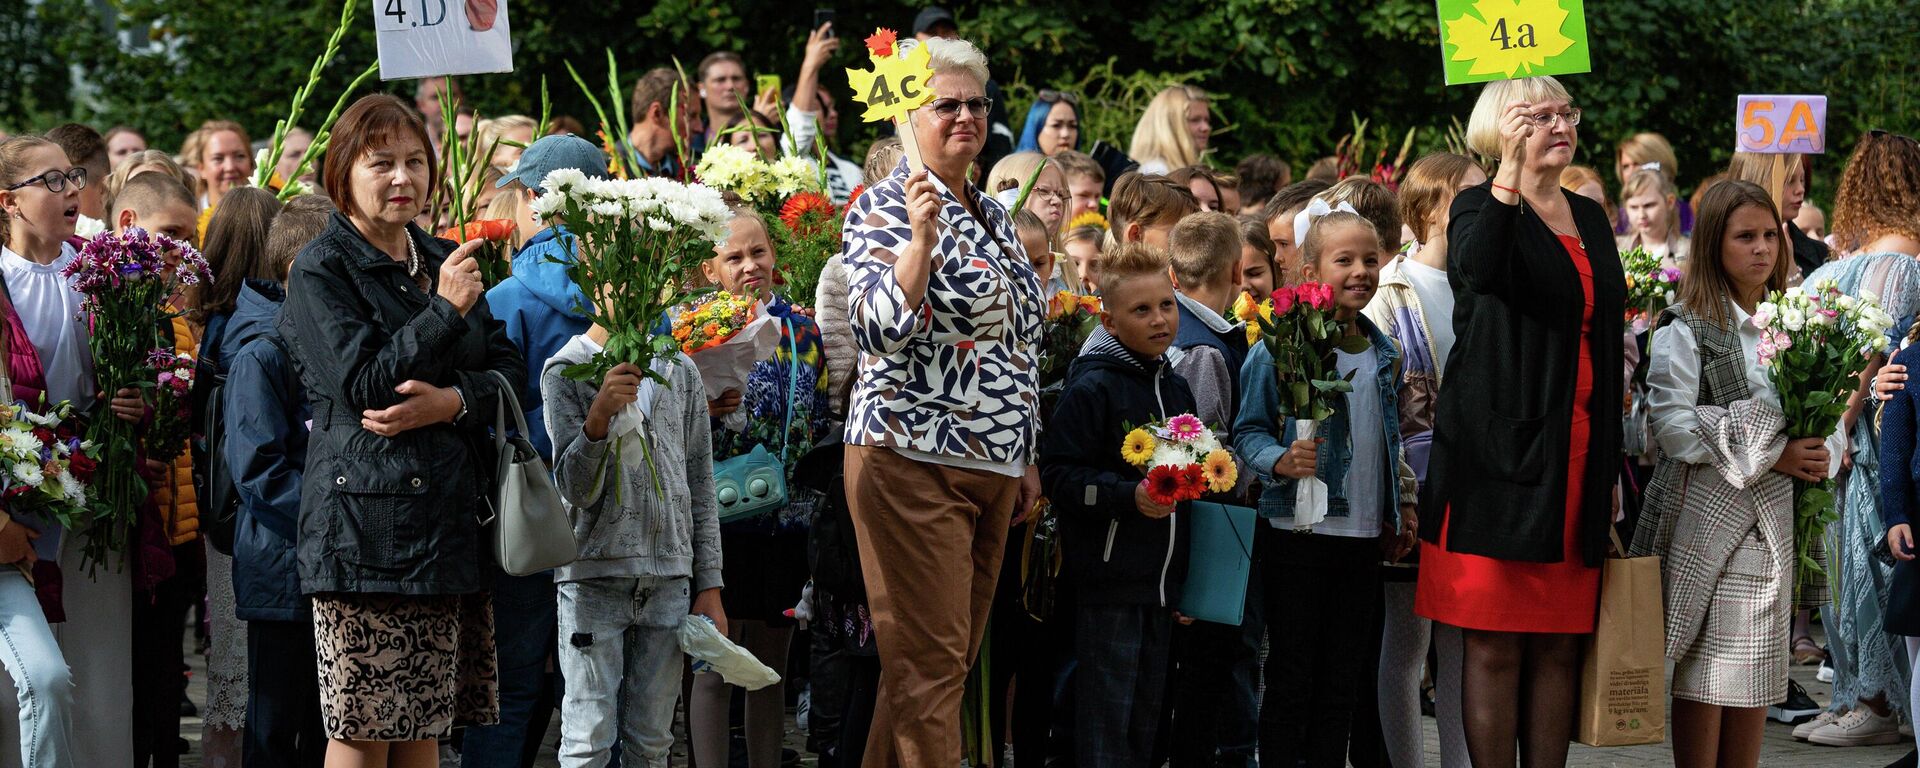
[1521,193,1583,249]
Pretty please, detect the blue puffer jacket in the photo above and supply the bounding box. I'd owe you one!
[224,280,310,622]
[485,226,592,461]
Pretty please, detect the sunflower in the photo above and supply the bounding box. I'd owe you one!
[1121,428,1157,467]
[1145,465,1183,506]
[1202,449,1237,493]
[1069,210,1109,231]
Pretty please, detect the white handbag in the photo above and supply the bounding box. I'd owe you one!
[486,370,578,576]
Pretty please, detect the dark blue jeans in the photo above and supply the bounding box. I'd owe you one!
[460,569,559,768]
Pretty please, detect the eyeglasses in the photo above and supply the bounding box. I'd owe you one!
[1523,108,1582,128]
[4,167,88,194]
[1029,186,1069,205]
[928,97,993,122]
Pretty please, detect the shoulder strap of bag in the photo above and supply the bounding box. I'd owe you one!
[488,369,531,454]
[778,317,798,454]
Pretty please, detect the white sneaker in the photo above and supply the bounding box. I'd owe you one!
[1809,707,1905,747]
[1795,709,1841,740]
[1818,658,1836,683]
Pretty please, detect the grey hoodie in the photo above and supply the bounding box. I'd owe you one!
[541,334,723,590]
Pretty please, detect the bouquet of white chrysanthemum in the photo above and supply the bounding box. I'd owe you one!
[0,400,98,536]
[1751,278,1897,595]
[693,144,821,211]
[532,168,733,489]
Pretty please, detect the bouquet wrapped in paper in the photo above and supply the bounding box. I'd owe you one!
[1248,282,1361,528]
[1122,413,1238,505]
[532,169,731,490]
[1620,245,1682,331]
[62,227,208,570]
[1751,280,1896,595]
[672,291,782,400]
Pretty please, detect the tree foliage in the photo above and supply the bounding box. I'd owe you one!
[2,0,1913,205]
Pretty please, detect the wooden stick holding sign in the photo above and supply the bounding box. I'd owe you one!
[846,28,936,172]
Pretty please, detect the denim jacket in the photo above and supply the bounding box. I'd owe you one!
[1233,314,1417,530]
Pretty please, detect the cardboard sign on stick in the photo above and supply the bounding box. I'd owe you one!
[846,29,936,172]
[1736,95,1827,154]
[374,0,514,80]
[1436,0,1591,85]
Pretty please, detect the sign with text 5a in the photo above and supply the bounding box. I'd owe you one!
[1737,95,1826,154]
[1436,0,1590,86]
[374,0,513,80]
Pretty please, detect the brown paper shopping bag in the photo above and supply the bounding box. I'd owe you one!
[1577,532,1667,747]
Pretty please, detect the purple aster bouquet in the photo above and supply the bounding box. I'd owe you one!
[61,227,209,569]
[144,349,197,464]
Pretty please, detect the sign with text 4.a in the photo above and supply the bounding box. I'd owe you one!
[1737,95,1826,154]
[1436,0,1591,85]
[374,0,513,80]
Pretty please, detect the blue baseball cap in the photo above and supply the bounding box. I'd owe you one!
[498,134,611,191]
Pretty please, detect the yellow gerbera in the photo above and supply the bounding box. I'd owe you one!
[1069,210,1109,231]
[1122,428,1157,466]
[1202,449,1238,492]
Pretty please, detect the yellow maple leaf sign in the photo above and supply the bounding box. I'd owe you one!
[1445,0,1575,79]
[846,43,936,124]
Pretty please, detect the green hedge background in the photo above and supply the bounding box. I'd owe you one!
[5,0,1915,204]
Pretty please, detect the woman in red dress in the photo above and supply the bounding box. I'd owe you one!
[1415,76,1625,768]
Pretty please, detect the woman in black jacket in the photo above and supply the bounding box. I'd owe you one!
[279,94,525,767]
[1412,76,1625,768]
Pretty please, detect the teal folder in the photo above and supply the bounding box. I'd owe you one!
[1179,502,1258,626]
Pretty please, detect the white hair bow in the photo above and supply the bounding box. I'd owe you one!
[994,187,1023,211]
[1293,197,1360,247]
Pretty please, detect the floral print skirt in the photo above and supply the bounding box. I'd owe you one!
[311,591,499,741]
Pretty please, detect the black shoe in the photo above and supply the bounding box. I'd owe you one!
[1421,685,1436,718]
[1888,748,1918,768]
[179,692,198,718]
[1767,679,1823,724]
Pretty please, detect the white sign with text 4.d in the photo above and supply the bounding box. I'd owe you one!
[374,0,513,80]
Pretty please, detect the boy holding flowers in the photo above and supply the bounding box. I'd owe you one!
[1038,242,1197,767]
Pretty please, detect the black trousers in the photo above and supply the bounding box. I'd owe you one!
[243,619,326,768]
[1258,529,1384,768]
[1073,602,1172,768]
[133,543,201,768]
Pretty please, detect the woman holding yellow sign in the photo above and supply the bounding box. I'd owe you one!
[840,31,1046,767]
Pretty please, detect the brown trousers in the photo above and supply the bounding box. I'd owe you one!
[845,445,1020,767]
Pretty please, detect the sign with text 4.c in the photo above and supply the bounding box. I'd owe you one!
[373,0,513,80]
[1737,95,1826,154]
[1436,0,1590,86]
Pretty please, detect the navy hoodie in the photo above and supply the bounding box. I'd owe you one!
[223,279,310,622]
[1040,326,1198,606]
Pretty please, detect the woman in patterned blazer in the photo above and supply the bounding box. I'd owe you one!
[839,36,1046,767]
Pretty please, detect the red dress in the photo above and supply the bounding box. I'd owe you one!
[1415,234,1603,633]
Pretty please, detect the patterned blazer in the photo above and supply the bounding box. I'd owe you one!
[842,159,1045,466]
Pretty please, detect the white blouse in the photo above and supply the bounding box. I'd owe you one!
[1648,302,1844,472]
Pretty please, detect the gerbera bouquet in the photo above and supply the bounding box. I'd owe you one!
[672,291,781,399]
[439,219,518,287]
[144,350,196,464]
[0,400,98,536]
[1122,414,1238,506]
[63,227,209,569]
[1250,281,1364,527]
[1751,280,1897,595]
[1620,245,1682,329]
[770,190,844,306]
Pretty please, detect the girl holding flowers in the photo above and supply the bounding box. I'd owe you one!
[688,205,830,768]
[1635,180,1841,768]
[1233,209,1416,767]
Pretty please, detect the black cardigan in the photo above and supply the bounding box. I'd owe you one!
[1420,184,1624,567]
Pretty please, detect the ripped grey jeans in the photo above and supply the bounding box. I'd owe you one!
[555,576,690,768]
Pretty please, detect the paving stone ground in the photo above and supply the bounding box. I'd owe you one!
[180,627,1910,767]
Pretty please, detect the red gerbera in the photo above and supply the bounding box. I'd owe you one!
[780,191,837,237]
[847,184,866,207]
[1145,465,1183,507]
[1176,464,1206,501]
